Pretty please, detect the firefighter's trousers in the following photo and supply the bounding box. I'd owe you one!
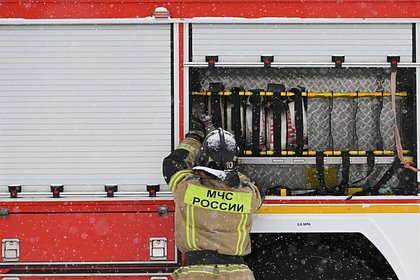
[172,264,255,280]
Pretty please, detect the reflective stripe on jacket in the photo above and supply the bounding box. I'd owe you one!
[174,264,252,276]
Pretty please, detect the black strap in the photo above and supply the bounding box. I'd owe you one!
[366,151,375,177]
[251,91,262,155]
[316,152,327,191]
[291,88,304,156]
[211,94,222,129]
[209,83,224,129]
[184,250,244,266]
[352,151,375,185]
[334,151,350,194]
[341,152,350,186]
[262,94,268,151]
[370,157,400,194]
[353,157,400,195]
[205,95,210,116]
[242,95,248,152]
[272,92,283,155]
[272,93,282,154]
[231,88,243,152]
[267,84,286,155]
[223,94,228,129]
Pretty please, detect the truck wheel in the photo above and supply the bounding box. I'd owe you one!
[245,233,397,280]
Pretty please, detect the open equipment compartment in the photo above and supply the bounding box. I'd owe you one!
[189,66,417,196]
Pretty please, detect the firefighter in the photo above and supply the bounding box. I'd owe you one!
[162,117,263,280]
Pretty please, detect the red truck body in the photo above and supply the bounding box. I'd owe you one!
[1,1,420,280]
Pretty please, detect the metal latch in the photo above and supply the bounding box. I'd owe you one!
[158,206,168,217]
[149,237,167,260]
[0,208,9,218]
[151,277,168,280]
[2,239,20,261]
[2,278,20,280]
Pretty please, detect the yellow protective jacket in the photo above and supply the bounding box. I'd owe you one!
[163,135,263,256]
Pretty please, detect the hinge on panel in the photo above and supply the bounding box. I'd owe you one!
[105,184,118,197]
[149,237,167,260]
[2,239,20,261]
[0,208,9,218]
[8,185,21,198]
[261,56,274,67]
[205,56,218,67]
[147,184,160,197]
[332,56,345,68]
[387,56,400,72]
[50,184,64,198]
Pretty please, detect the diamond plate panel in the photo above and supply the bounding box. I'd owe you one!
[349,164,371,186]
[356,97,382,151]
[380,97,395,150]
[307,99,331,151]
[239,164,306,190]
[239,163,401,191]
[196,68,391,93]
[331,98,357,151]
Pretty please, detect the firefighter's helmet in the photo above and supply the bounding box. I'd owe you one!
[194,128,239,180]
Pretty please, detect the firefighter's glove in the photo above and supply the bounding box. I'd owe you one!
[201,115,216,135]
[187,115,206,142]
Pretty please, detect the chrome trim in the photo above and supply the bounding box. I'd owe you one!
[185,62,420,68]
[238,156,396,165]
[0,273,172,277]
[0,260,177,266]
[1,18,420,25]
[0,192,174,200]
[0,19,176,25]
[185,18,420,24]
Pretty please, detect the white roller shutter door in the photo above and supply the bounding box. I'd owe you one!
[192,23,413,63]
[0,24,172,192]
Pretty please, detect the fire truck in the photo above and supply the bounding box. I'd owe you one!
[0,1,420,279]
